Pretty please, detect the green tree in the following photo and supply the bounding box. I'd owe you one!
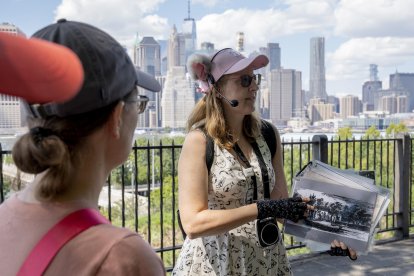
[363,125,380,139]
[386,122,408,137]
[335,127,353,140]
[330,127,355,169]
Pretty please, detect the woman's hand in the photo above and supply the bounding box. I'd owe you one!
[329,239,358,261]
[257,196,314,222]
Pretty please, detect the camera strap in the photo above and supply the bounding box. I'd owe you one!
[234,142,279,248]
[233,141,271,201]
[251,142,271,200]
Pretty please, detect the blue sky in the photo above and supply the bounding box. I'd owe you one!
[2,0,414,97]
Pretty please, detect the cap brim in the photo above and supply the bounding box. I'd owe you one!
[136,69,161,92]
[0,33,84,104]
[226,54,269,75]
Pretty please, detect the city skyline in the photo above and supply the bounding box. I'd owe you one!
[2,0,414,98]
[309,37,327,100]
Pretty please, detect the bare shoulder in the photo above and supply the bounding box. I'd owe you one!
[183,129,207,146]
[181,129,208,156]
[179,129,208,181]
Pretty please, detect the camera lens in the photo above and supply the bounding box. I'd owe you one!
[261,223,279,245]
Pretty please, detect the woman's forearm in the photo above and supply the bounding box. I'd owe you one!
[184,204,258,239]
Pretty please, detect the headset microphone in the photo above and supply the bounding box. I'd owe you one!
[229,99,239,107]
[208,73,239,107]
[217,91,239,107]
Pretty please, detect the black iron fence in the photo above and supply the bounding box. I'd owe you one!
[1,134,413,272]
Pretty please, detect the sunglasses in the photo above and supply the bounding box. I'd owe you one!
[124,94,149,114]
[229,74,262,88]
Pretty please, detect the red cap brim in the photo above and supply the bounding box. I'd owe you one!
[0,33,84,103]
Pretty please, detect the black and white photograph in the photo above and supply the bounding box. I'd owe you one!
[284,178,377,252]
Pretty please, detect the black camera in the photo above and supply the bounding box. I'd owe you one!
[256,217,280,247]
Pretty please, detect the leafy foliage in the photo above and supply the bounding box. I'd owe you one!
[386,122,409,137]
[335,127,353,140]
[363,125,381,139]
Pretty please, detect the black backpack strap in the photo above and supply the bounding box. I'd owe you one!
[205,134,214,174]
[261,119,277,159]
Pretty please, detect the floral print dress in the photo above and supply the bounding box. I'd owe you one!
[172,135,292,276]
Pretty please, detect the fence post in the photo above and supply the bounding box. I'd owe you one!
[394,133,410,238]
[312,134,328,163]
[0,143,4,203]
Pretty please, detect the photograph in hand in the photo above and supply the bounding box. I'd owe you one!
[284,177,377,252]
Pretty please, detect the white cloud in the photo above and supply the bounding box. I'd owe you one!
[50,0,414,96]
[283,0,337,17]
[191,0,224,8]
[54,0,170,46]
[196,5,335,52]
[327,37,414,81]
[335,0,414,37]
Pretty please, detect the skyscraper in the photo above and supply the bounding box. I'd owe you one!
[390,72,414,111]
[0,94,22,129]
[133,32,140,66]
[340,95,362,119]
[168,25,186,70]
[136,37,161,77]
[362,81,382,108]
[136,37,161,128]
[266,43,281,71]
[157,39,168,76]
[269,68,302,125]
[379,95,398,114]
[309,37,327,100]
[362,64,382,109]
[307,98,335,123]
[182,0,197,55]
[161,67,195,128]
[370,64,379,81]
[236,32,245,53]
[259,43,281,80]
[396,95,409,113]
[168,1,198,71]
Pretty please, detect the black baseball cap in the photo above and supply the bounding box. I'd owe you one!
[27,19,161,118]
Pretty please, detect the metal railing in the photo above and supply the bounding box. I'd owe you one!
[1,134,413,272]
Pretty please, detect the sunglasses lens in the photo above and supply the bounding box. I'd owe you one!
[138,101,148,114]
[240,75,253,87]
[239,74,261,87]
[136,95,149,114]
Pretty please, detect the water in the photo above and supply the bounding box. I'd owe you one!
[0,130,396,151]
[280,132,366,141]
